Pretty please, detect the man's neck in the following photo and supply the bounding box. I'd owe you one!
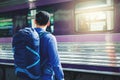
[36,25,47,31]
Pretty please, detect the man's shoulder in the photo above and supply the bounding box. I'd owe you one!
[44,32,56,42]
[44,32,54,38]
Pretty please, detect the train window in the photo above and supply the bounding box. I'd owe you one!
[28,12,32,27]
[75,0,114,32]
[28,9,36,27]
[46,13,54,33]
[75,0,113,10]
[0,17,13,37]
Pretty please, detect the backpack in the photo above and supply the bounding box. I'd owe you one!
[12,27,40,80]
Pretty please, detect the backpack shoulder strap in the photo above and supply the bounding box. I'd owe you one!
[38,31,50,38]
[38,31,50,67]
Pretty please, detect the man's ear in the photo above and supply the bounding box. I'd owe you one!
[34,20,37,25]
[47,21,50,27]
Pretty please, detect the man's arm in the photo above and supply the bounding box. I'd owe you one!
[48,35,64,80]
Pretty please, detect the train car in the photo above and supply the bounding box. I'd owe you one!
[0,0,120,80]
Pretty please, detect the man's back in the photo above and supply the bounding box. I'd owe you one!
[35,28,64,80]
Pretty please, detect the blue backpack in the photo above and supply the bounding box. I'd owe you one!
[12,27,40,80]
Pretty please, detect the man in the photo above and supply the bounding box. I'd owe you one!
[35,11,64,80]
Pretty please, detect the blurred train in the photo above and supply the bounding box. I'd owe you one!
[0,0,120,80]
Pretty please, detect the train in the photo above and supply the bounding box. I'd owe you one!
[0,0,120,80]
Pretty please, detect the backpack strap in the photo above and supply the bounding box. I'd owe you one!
[38,31,50,67]
[38,31,50,38]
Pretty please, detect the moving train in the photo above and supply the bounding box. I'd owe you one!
[0,0,120,80]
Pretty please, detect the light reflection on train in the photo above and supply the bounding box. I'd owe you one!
[0,0,120,76]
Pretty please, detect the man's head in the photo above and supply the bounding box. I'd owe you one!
[35,11,50,27]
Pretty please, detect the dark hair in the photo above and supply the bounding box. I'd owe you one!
[35,11,50,26]
[13,15,28,34]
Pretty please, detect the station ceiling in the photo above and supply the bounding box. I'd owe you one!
[0,0,8,2]
[0,0,31,8]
